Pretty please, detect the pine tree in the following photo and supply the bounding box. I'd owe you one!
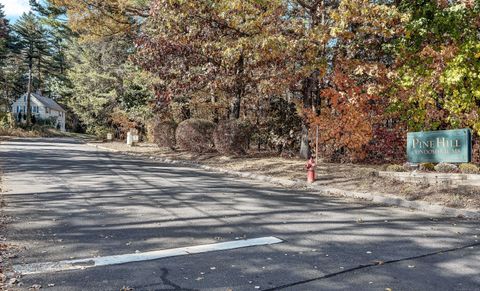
[13,12,50,125]
[0,3,8,61]
[0,3,12,111]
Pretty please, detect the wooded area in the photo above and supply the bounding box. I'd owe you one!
[1,0,480,163]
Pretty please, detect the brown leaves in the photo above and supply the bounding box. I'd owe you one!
[50,0,148,40]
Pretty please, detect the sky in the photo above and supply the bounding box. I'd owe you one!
[0,0,31,23]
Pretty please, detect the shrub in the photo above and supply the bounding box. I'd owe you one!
[386,164,405,172]
[176,119,215,153]
[434,162,458,173]
[250,97,302,154]
[111,110,137,139]
[459,163,480,174]
[213,120,252,155]
[419,163,435,172]
[153,120,177,149]
[36,117,57,127]
[0,113,14,128]
[90,126,111,139]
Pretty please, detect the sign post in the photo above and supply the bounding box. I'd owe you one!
[407,129,472,163]
[315,125,319,165]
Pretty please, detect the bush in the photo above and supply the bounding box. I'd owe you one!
[434,162,458,173]
[176,119,215,153]
[90,126,111,139]
[111,110,137,140]
[153,120,177,149]
[250,97,302,153]
[386,164,405,172]
[459,163,480,174]
[36,117,56,127]
[0,113,14,128]
[419,163,435,172]
[213,120,252,155]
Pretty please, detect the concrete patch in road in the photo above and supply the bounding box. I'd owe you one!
[13,236,283,275]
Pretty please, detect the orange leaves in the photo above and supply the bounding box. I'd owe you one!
[306,70,376,161]
[305,51,399,162]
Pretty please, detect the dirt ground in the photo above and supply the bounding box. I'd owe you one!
[0,170,20,290]
[97,142,480,211]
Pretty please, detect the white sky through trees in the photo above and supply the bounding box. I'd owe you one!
[0,0,31,22]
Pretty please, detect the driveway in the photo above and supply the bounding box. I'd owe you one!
[0,137,479,291]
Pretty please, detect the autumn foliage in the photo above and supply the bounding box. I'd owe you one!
[175,119,215,153]
[306,63,384,162]
[213,120,252,156]
[37,0,480,163]
[153,119,177,149]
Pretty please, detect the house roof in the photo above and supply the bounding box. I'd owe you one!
[22,93,66,112]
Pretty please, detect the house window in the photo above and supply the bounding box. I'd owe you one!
[46,107,49,114]
[24,96,26,102]
[17,106,19,113]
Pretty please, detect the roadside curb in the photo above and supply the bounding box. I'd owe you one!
[308,186,480,219]
[88,144,480,219]
[86,143,120,153]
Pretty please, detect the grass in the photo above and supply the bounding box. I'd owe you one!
[0,126,61,138]
[0,127,97,141]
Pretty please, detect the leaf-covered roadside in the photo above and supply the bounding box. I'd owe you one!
[0,171,7,289]
[0,171,19,290]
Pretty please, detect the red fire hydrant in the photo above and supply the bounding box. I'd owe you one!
[305,157,316,183]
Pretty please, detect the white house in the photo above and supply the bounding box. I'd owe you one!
[11,93,66,132]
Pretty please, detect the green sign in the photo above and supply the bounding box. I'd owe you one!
[407,129,472,163]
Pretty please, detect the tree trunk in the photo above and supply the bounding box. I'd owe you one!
[211,94,219,123]
[26,59,33,126]
[299,123,310,159]
[230,54,244,120]
[299,70,320,158]
[37,56,42,92]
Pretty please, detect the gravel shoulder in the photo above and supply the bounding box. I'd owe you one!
[95,141,480,211]
[0,168,20,290]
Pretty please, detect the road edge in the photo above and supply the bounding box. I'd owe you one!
[86,143,480,219]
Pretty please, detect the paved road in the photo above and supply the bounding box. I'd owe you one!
[0,138,479,291]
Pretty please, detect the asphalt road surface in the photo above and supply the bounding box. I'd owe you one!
[0,137,479,291]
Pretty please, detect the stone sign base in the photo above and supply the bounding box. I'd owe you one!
[379,171,480,188]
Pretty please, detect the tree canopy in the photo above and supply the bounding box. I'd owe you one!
[2,0,480,162]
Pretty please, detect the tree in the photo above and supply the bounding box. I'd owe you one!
[0,3,11,111]
[135,0,311,123]
[30,0,75,98]
[0,3,8,62]
[13,13,51,125]
[288,0,338,158]
[394,0,480,132]
[306,0,406,162]
[65,36,156,136]
[48,0,148,40]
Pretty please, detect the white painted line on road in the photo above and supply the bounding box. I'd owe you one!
[14,236,283,275]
